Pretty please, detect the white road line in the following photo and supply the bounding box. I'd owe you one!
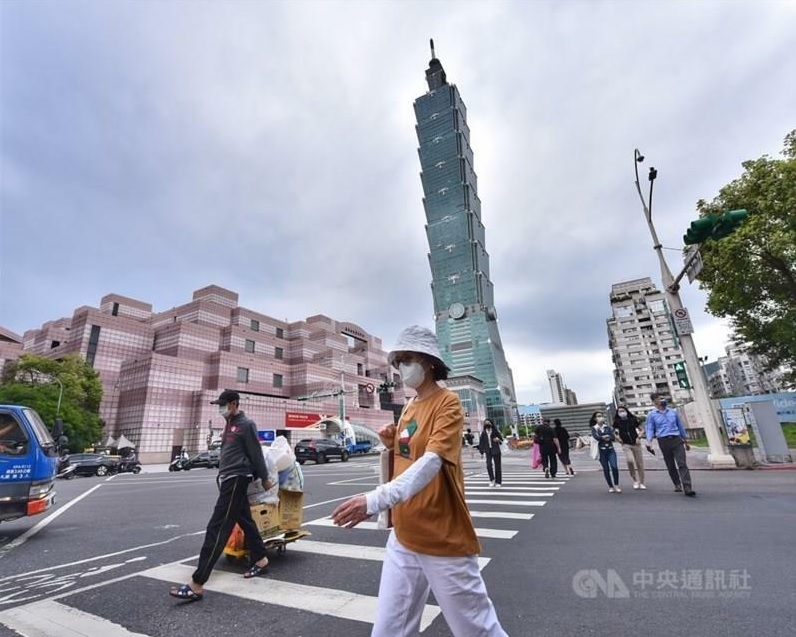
[140,563,441,630]
[0,484,105,558]
[0,599,149,637]
[466,481,568,486]
[467,486,559,491]
[290,540,491,570]
[469,511,534,520]
[303,517,517,540]
[465,491,556,497]
[0,532,204,583]
[466,499,547,507]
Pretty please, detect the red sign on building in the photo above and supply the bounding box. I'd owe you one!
[284,412,326,428]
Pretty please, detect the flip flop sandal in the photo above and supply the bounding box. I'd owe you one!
[169,584,203,601]
[243,560,268,579]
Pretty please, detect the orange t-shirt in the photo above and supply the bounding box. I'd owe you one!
[391,387,481,557]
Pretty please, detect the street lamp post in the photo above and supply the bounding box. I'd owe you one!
[633,150,734,467]
[53,376,63,418]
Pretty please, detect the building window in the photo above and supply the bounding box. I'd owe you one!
[86,325,101,367]
[251,319,260,332]
[276,327,284,339]
[237,367,249,383]
[245,339,255,353]
[275,347,283,360]
[357,363,364,376]
[112,302,119,316]
[273,373,283,388]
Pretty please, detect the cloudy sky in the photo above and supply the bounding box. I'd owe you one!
[1,0,794,405]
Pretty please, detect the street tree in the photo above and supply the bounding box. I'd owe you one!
[696,130,796,386]
[0,353,104,452]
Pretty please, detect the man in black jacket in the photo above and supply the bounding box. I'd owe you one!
[169,390,273,601]
[478,420,503,487]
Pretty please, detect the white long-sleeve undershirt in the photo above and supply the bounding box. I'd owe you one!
[365,451,443,516]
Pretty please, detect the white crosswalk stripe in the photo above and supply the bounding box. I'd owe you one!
[304,516,518,539]
[141,563,442,630]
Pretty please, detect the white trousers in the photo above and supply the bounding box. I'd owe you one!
[371,532,509,637]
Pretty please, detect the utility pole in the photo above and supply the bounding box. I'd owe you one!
[634,150,735,468]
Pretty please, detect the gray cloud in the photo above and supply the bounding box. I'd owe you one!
[2,0,794,404]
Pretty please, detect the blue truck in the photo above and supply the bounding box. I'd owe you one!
[0,405,59,523]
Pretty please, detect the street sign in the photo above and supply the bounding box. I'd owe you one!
[672,307,694,335]
[257,429,276,443]
[684,245,704,283]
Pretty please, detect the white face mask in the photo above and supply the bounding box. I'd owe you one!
[618,410,628,419]
[399,361,426,389]
[219,405,231,419]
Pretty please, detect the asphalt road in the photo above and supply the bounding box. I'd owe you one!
[0,448,794,637]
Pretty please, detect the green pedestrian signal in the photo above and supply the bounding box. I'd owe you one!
[673,361,690,389]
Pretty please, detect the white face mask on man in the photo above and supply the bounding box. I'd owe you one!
[218,404,231,419]
[399,361,426,389]
[618,410,628,419]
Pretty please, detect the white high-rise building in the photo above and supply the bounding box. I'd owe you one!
[547,369,566,404]
[707,340,786,397]
[607,278,690,413]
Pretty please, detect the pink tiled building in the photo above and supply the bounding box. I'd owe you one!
[15,286,408,462]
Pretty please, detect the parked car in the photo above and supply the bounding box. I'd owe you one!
[183,449,220,470]
[294,438,349,464]
[59,453,121,477]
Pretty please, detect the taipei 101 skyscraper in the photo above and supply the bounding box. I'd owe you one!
[413,41,517,427]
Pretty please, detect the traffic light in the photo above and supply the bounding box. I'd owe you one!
[673,361,690,389]
[711,208,748,239]
[683,209,748,245]
[683,214,717,245]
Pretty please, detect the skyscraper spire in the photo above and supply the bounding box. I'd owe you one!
[425,38,447,90]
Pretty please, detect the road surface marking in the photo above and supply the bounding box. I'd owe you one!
[469,511,534,520]
[141,563,441,629]
[0,599,149,636]
[303,517,517,539]
[466,499,547,507]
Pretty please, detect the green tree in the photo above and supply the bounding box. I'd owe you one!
[696,130,796,387]
[0,354,104,452]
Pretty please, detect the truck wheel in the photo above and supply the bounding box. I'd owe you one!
[341,451,349,462]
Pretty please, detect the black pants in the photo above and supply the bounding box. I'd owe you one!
[657,436,692,491]
[192,475,267,585]
[485,452,502,484]
[541,447,558,477]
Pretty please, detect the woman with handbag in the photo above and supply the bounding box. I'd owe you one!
[331,326,508,637]
[478,419,503,487]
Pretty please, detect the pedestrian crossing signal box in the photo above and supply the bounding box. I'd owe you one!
[674,362,691,389]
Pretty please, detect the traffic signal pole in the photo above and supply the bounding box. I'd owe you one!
[634,150,735,468]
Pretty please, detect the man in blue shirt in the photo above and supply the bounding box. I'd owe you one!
[646,393,696,497]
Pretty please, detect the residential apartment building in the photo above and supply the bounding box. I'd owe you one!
[16,285,410,462]
[607,278,690,412]
[547,370,566,403]
[706,340,786,398]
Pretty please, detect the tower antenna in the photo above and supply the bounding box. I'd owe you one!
[430,38,436,59]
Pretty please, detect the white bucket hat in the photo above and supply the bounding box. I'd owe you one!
[388,325,450,371]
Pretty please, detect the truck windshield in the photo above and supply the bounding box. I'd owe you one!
[23,408,56,450]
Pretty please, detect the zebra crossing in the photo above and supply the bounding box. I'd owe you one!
[0,468,572,636]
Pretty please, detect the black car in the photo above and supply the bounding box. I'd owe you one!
[294,438,349,464]
[183,449,220,470]
[60,453,121,477]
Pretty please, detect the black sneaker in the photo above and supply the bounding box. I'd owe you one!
[685,489,696,497]
[674,485,683,493]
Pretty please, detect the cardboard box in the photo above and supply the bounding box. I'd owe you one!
[279,490,304,530]
[250,502,280,538]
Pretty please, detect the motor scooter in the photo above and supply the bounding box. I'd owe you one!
[117,459,142,474]
[56,463,78,480]
[168,457,188,472]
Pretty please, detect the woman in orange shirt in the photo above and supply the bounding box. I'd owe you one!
[332,326,508,637]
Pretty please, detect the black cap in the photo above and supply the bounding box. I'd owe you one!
[211,390,240,405]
